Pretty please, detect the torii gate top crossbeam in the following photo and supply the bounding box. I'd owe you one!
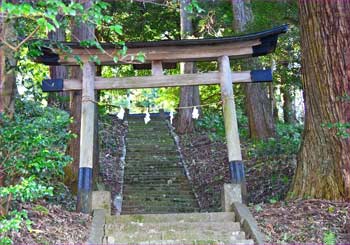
[35,25,288,66]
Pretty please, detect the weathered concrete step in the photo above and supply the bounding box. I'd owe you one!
[127,146,176,151]
[105,237,254,245]
[127,135,172,139]
[124,173,187,181]
[121,206,200,214]
[125,158,181,163]
[123,182,193,189]
[122,200,197,213]
[128,126,169,131]
[124,168,184,175]
[124,160,181,166]
[104,222,242,238]
[123,188,194,196]
[127,149,178,154]
[106,212,235,224]
[104,237,254,245]
[123,194,197,202]
[123,178,190,185]
[126,143,175,147]
[126,138,173,143]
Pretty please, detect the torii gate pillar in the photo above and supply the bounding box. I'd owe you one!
[77,62,96,213]
[219,56,247,210]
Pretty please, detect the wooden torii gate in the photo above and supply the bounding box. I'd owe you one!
[36,25,287,213]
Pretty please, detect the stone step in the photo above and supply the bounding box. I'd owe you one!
[124,168,184,175]
[126,155,180,161]
[105,212,235,224]
[123,194,196,202]
[124,160,181,165]
[123,188,194,197]
[122,202,198,212]
[104,237,254,245]
[126,139,174,144]
[104,222,242,239]
[107,239,254,245]
[127,134,172,139]
[127,145,176,151]
[123,178,190,185]
[121,206,200,214]
[127,149,178,154]
[124,173,186,181]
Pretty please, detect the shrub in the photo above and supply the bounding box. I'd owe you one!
[0,99,73,244]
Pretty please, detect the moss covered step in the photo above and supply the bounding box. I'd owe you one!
[124,168,183,175]
[123,176,187,182]
[121,206,200,214]
[122,188,194,196]
[125,156,180,162]
[123,193,196,201]
[104,237,254,245]
[106,212,235,224]
[124,160,181,165]
[126,138,174,143]
[104,221,241,236]
[126,149,178,154]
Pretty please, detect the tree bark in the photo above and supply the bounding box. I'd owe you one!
[0,16,16,119]
[176,0,200,134]
[231,0,276,139]
[48,19,69,110]
[282,86,297,124]
[65,0,96,193]
[290,0,350,200]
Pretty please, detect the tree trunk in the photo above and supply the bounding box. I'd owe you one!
[232,0,276,139]
[176,0,200,134]
[65,0,96,193]
[0,17,16,119]
[282,86,297,124]
[48,19,69,110]
[290,0,350,200]
[245,84,275,139]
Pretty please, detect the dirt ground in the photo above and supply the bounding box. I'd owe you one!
[9,200,91,244]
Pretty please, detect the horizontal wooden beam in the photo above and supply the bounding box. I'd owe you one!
[35,25,288,66]
[42,69,272,92]
[48,41,259,66]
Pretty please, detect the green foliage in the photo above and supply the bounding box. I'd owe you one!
[323,231,336,245]
[0,210,32,244]
[0,100,73,185]
[0,100,73,244]
[247,123,303,158]
[0,177,53,203]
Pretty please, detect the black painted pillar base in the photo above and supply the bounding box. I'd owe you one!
[77,167,93,213]
[229,160,247,203]
[229,160,245,183]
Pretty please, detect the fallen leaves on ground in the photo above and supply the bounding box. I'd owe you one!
[10,201,91,244]
[99,115,128,214]
[251,199,350,244]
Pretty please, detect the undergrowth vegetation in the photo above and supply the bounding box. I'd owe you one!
[0,100,73,244]
[196,110,303,158]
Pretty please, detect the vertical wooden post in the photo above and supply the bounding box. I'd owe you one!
[218,56,246,201]
[77,62,96,213]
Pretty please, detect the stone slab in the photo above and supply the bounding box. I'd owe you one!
[86,209,106,244]
[92,191,111,214]
[232,202,265,244]
[221,183,242,212]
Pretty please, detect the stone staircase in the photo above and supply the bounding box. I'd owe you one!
[103,212,254,244]
[122,115,199,214]
[92,115,257,244]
